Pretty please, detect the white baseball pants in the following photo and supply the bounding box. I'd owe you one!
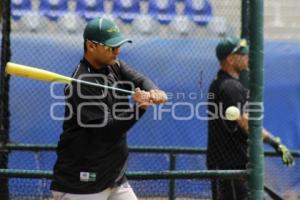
[52,182,138,200]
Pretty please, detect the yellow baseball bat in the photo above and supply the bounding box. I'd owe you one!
[6,62,72,84]
[5,62,134,94]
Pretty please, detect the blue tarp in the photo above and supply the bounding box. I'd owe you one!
[7,34,300,197]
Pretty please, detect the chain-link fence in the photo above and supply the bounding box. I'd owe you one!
[8,0,241,175]
[5,0,243,198]
[1,0,300,199]
[2,150,300,199]
[8,0,242,146]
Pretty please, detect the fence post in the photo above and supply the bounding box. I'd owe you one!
[169,154,176,200]
[0,0,11,199]
[248,0,264,199]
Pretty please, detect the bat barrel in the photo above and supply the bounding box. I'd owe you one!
[5,62,72,84]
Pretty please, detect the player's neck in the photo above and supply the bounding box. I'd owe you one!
[84,55,106,70]
[221,66,239,79]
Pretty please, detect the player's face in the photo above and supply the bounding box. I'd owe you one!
[87,40,120,66]
[232,54,249,73]
[93,43,120,66]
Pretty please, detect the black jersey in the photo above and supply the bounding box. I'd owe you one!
[207,70,249,169]
[51,59,157,194]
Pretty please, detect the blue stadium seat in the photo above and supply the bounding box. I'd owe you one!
[184,0,213,26]
[75,0,104,22]
[133,14,157,35]
[39,0,69,21]
[11,0,32,21]
[207,16,234,37]
[58,13,85,33]
[148,0,176,25]
[21,12,44,32]
[170,15,193,36]
[112,0,140,24]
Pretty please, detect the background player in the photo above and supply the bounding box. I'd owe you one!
[206,36,294,200]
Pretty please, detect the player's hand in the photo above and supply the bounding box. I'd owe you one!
[132,88,152,109]
[272,137,295,167]
[149,89,168,104]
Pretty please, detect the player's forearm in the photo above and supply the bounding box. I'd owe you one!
[262,128,280,147]
[226,111,294,164]
[237,112,249,134]
[238,115,279,146]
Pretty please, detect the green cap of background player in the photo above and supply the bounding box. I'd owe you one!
[216,36,249,61]
[83,18,132,47]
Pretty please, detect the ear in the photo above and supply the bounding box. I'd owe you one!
[86,40,96,52]
[226,54,235,65]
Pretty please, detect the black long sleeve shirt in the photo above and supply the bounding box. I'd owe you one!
[51,58,158,194]
[207,70,248,169]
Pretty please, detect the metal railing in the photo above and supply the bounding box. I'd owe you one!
[0,143,299,199]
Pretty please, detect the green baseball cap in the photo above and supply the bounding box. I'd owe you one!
[83,18,132,47]
[216,36,249,61]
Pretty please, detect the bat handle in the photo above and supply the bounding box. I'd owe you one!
[114,87,135,95]
[71,78,134,95]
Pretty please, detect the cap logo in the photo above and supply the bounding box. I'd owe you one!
[107,25,120,33]
[240,39,247,47]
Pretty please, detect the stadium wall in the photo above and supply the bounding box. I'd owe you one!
[8,35,300,195]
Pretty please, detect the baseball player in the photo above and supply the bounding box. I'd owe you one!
[50,17,167,200]
[206,36,294,200]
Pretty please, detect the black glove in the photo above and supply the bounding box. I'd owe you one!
[271,137,295,167]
